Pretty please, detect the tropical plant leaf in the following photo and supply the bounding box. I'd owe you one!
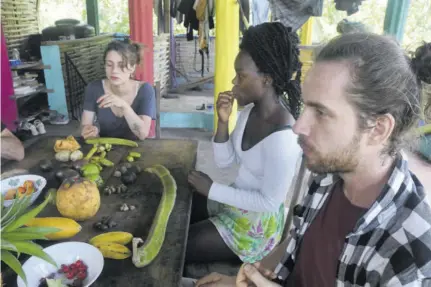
[15,226,61,235]
[3,192,52,232]
[1,196,32,228]
[1,250,27,285]
[1,194,4,217]
[13,241,57,268]
[1,197,21,226]
[1,214,19,232]
[0,239,17,252]
[2,231,48,241]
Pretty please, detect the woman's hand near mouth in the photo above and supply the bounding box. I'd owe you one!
[216,91,234,124]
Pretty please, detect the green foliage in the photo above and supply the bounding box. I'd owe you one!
[1,193,58,285]
[38,0,430,51]
[314,0,431,51]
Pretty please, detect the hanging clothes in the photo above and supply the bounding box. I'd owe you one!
[252,0,270,25]
[239,0,250,33]
[154,0,165,33]
[179,0,213,41]
[171,0,178,17]
[268,0,323,31]
[1,26,18,131]
[195,0,210,77]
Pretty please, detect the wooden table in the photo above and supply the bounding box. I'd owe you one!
[2,136,198,287]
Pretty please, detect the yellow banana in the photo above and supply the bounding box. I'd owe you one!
[89,231,133,245]
[93,242,131,259]
[25,217,81,240]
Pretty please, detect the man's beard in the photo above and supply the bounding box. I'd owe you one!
[299,133,362,174]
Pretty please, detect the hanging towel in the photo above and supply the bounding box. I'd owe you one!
[252,0,270,25]
[268,0,323,31]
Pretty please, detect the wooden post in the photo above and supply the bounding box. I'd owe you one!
[383,0,411,43]
[86,0,100,35]
[155,82,161,139]
[214,0,239,132]
[128,0,154,84]
[300,18,313,45]
[164,0,170,33]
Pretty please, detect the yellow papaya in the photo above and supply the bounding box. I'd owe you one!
[25,217,81,240]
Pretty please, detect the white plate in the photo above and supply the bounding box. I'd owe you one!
[1,174,47,207]
[17,241,104,287]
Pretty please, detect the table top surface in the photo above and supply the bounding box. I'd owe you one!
[2,136,198,287]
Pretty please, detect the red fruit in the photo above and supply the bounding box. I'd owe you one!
[77,271,87,280]
[66,273,74,280]
[61,265,69,273]
[76,260,83,266]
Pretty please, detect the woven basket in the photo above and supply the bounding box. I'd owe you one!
[1,0,39,57]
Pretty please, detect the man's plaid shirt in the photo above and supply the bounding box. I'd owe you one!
[274,153,431,286]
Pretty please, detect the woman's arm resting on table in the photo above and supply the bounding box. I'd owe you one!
[123,106,152,140]
[124,82,154,140]
[80,110,99,139]
[1,128,24,161]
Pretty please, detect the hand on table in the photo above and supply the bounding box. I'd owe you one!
[97,94,128,109]
[196,272,236,287]
[216,92,234,124]
[188,170,213,197]
[81,125,99,139]
[236,263,280,287]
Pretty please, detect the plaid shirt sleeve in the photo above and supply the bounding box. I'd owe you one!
[274,155,431,286]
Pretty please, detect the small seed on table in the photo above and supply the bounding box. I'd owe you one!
[130,205,136,211]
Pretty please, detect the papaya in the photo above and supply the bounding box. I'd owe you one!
[25,217,81,240]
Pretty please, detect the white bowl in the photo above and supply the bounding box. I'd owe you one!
[1,174,46,207]
[17,241,104,287]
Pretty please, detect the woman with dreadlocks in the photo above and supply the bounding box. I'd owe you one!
[186,22,303,264]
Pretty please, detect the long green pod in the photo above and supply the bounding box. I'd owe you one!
[85,138,138,147]
[132,165,176,267]
[84,145,98,160]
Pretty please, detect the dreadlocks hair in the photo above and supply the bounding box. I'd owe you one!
[239,22,303,120]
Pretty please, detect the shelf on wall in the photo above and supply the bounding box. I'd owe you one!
[10,62,51,71]
[10,87,54,100]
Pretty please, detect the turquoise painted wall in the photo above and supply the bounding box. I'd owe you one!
[160,112,214,130]
[41,45,69,118]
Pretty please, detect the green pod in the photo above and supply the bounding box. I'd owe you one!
[99,158,114,167]
[132,165,176,267]
[129,152,141,158]
[85,138,138,147]
[84,145,98,160]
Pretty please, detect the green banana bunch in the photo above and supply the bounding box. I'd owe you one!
[1,192,59,285]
